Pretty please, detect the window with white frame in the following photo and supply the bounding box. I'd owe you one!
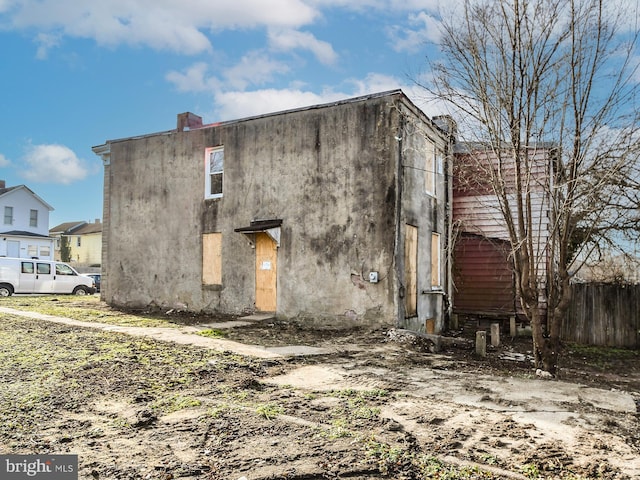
[28,245,37,257]
[40,246,50,257]
[4,206,13,225]
[30,209,38,227]
[205,146,224,199]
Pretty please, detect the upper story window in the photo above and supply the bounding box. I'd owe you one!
[205,146,224,199]
[4,206,13,225]
[425,144,435,196]
[30,209,38,227]
[77,236,81,247]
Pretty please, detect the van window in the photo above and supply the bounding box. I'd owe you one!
[21,262,34,274]
[55,264,75,275]
[37,263,51,274]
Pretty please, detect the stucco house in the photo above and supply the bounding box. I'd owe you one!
[92,90,455,332]
[0,180,54,260]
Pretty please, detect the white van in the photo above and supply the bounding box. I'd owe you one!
[0,257,96,296]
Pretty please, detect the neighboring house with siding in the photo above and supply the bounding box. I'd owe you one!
[451,144,554,320]
[50,219,102,267]
[0,180,54,260]
[50,221,86,261]
[92,90,455,332]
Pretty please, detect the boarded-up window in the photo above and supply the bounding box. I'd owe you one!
[431,232,441,288]
[202,233,222,285]
[404,225,418,317]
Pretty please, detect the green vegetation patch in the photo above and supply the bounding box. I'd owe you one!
[0,314,248,444]
[0,296,185,328]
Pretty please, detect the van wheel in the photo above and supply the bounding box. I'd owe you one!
[73,286,89,296]
[0,284,13,296]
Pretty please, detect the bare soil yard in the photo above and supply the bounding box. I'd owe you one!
[0,296,638,480]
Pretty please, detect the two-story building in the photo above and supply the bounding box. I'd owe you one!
[50,219,102,267]
[0,180,54,260]
[93,90,455,332]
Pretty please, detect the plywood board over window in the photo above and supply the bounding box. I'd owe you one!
[404,225,418,317]
[202,233,222,285]
[431,232,441,288]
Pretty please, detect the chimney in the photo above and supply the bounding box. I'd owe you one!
[433,115,457,138]
[0,180,5,189]
[177,112,203,132]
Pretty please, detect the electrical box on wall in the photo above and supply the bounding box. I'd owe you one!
[369,271,379,283]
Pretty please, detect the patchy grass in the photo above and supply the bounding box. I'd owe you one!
[254,402,284,420]
[0,295,186,328]
[196,328,226,338]
[0,314,223,443]
[565,343,639,371]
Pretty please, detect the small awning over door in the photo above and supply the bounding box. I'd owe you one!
[234,219,282,247]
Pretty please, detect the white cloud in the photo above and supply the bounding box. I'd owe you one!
[0,154,10,167]
[34,32,61,60]
[306,0,441,12]
[211,88,344,120]
[268,29,338,65]
[165,63,219,93]
[207,72,446,121]
[5,0,319,55]
[387,12,442,53]
[21,144,89,185]
[223,52,292,90]
[166,54,291,93]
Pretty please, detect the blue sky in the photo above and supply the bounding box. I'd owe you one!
[0,0,447,228]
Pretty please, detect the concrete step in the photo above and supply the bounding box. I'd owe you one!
[241,313,276,322]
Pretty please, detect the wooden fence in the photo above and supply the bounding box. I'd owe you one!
[562,283,640,348]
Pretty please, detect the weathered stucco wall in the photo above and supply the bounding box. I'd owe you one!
[103,93,410,325]
[396,110,452,334]
[106,97,398,321]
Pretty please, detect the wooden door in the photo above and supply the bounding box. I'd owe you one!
[255,233,277,312]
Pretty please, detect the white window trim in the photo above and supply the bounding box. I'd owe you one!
[205,146,224,199]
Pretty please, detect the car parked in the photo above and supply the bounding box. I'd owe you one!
[83,273,101,293]
[0,257,96,296]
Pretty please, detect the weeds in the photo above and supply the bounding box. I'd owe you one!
[255,402,284,420]
[196,329,226,338]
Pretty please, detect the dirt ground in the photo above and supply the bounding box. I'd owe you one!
[0,299,639,480]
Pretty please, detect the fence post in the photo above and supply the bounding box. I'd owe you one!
[476,331,487,357]
[491,323,500,346]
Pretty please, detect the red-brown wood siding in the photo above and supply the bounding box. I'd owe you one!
[453,234,516,314]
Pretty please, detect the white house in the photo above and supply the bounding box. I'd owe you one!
[0,180,54,260]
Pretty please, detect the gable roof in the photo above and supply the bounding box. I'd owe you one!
[0,184,54,211]
[73,222,102,235]
[50,221,87,235]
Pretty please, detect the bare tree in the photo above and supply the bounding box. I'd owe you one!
[423,0,640,374]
